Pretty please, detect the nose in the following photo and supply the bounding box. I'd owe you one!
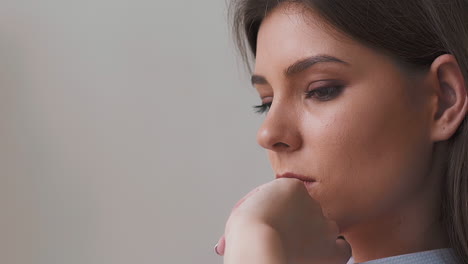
[256,101,302,152]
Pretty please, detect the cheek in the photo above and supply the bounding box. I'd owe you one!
[303,82,431,221]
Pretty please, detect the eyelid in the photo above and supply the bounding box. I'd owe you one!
[307,79,343,90]
[260,96,273,103]
[305,85,344,102]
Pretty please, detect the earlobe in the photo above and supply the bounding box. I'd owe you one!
[430,54,468,142]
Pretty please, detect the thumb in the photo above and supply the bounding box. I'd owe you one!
[335,236,352,259]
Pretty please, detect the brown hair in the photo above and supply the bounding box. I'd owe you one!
[229,0,468,263]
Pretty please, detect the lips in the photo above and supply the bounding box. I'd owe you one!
[276,172,316,182]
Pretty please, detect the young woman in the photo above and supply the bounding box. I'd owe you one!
[215,0,468,263]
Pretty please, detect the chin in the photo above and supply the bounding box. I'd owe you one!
[321,203,360,230]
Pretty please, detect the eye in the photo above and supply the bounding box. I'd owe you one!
[306,85,344,101]
[253,102,272,114]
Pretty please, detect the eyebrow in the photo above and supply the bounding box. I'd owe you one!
[251,54,349,86]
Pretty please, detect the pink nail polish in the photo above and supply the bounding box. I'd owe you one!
[214,243,220,255]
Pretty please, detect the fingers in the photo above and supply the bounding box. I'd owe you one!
[219,185,264,256]
[215,181,271,257]
[214,235,226,256]
[231,187,261,212]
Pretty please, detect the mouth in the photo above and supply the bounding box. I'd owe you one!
[276,172,316,183]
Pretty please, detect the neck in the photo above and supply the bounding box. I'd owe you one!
[343,205,449,263]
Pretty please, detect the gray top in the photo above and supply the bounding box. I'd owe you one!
[346,248,460,264]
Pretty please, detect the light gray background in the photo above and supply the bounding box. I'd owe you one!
[0,1,273,263]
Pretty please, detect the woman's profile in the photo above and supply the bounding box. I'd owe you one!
[215,0,468,263]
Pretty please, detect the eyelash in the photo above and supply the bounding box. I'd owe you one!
[253,102,272,114]
[253,85,344,114]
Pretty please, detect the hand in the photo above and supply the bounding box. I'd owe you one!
[215,178,352,264]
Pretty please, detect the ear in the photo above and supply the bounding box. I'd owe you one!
[429,54,468,142]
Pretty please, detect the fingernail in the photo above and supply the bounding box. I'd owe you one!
[214,243,220,255]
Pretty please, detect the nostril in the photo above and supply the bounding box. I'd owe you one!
[273,142,290,148]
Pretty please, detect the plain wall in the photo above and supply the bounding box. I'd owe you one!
[0,1,273,263]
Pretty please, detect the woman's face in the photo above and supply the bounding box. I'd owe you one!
[254,4,434,229]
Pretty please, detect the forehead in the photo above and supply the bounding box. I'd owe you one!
[254,3,371,75]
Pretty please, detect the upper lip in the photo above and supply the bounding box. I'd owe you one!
[276,172,316,182]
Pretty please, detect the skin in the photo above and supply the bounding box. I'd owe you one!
[220,179,352,264]
[217,2,468,263]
